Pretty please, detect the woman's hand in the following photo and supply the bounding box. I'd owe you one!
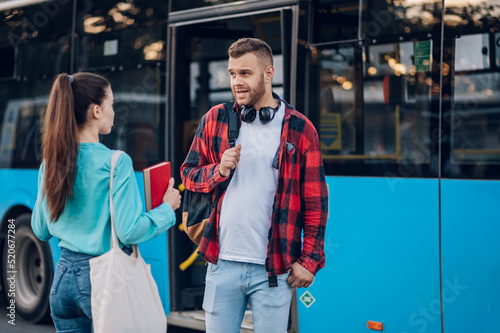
[162,178,181,211]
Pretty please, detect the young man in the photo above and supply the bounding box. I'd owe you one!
[181,38,328,332]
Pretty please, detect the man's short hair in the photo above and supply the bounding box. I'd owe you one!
[228,38,273,67]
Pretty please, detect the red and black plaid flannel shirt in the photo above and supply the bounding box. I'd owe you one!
[181,99,328,277]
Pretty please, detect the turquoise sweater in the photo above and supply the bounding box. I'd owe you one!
[32,143,175,256]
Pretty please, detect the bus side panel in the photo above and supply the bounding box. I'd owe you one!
[0,170,38,216]
[297,177,440,333]
[135,172,171,315]
[441,180,500,332]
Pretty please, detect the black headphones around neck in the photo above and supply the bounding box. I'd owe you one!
[240,93,281,124]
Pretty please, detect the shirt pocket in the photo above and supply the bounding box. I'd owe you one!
[50,263,67,295]
[281,142,298,177]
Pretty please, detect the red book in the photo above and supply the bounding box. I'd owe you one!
[143,162,171,211]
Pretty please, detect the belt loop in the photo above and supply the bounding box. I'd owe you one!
[268,276,278,288]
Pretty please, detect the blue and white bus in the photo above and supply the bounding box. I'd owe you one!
[1,0,499,332]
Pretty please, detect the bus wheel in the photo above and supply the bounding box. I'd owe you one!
[2,213,53,323]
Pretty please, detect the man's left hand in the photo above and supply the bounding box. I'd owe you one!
[287,262,314,288]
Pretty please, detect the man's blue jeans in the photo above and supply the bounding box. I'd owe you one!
[203,259,293,333]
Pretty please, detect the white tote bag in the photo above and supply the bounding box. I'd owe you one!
[90,150,167,333]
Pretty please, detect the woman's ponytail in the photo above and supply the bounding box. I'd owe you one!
[42,72,109,222]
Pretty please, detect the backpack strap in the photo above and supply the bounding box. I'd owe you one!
[224,101,239,148]
[212,102,240,204]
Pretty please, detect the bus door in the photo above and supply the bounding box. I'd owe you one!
[166,4,295,331]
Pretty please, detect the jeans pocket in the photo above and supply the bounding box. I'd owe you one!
[207,261,221,273]
[278,273,293,290]
[50,264,67,296]
[202,279,216,313]
[75,266,91,296]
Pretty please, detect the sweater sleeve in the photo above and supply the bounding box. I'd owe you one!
[112,153,176,245]
[31,162,52,241]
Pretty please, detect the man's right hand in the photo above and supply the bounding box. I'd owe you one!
[219,144,241,177]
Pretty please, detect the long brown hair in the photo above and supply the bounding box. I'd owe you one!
[42,72,109,222]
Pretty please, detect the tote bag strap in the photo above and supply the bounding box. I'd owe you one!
[109,150,140,257]
[109,150,124,250]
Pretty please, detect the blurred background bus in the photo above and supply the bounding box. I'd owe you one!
[0,0,499,331]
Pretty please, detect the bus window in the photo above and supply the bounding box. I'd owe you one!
[364,0,441,39]
[311,0,362,44]
[448,30,500,171]
[450,72,500,165]
[311,0,439,47]
[314,39,434,177]
[75,0,168,171]
[442,1,500,179]
[304,0,443,177]
[0,2,72,169]
[455,34,490,71]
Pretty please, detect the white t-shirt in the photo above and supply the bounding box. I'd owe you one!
[218,103,285,265]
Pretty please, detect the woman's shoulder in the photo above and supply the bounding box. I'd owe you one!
[113,150,133,167]
[111,150,134,179]
[79,143,133,170]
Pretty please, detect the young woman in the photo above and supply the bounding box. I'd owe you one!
[31,72,181,332]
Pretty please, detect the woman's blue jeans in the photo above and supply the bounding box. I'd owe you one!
[49,247,133,333]
[49,248,95,333]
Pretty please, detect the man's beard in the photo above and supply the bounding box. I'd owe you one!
[235,75,266,107]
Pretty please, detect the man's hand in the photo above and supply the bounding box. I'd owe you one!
[219,144,241,177]
[287,262,314,288]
